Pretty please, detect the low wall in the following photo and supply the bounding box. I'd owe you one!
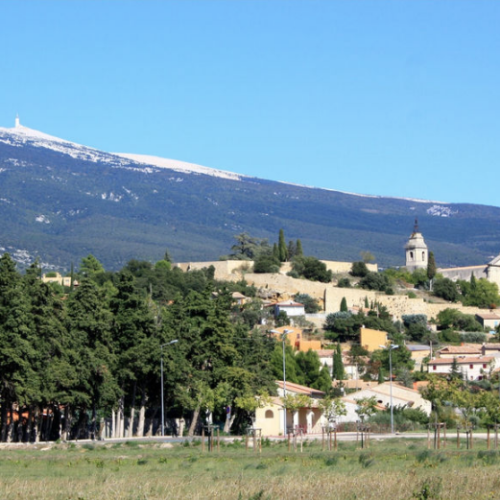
[175,260,488,322]
[175,259,377,283]
[324,286,486,321]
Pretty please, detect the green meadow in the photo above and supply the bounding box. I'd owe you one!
[1,438,500,500]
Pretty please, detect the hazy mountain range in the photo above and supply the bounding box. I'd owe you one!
[1,121,499,272]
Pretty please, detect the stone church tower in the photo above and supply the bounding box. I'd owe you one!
[405,219,428,272]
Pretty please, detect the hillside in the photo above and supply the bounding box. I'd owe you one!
[1,122,500,271]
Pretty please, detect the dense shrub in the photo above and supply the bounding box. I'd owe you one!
[359,272,390,291]
[433,278,459,302]
[337,277,351,288]
[294,293,320,313]
[460,332,487,343]
[438,328,462,344]
[292,256,333,283]
[350,261,369,277]
[253,253,281,273]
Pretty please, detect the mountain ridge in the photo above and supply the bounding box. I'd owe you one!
[1,121,499,272]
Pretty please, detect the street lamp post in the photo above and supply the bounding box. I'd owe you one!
[161,339,178,437]
[270,328,293,434]
[380,343,399,434]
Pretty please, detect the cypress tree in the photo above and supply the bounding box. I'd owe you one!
[296,239,304,257]
[427,251,436,291]
[272,243,279,260]
[278,229,288,262]
[340,297,348,312]
[332,343,345,381]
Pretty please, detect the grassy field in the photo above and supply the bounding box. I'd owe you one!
[1,438,500,500]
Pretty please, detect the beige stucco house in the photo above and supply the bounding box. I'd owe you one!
[254,381,325,436]
[337,382,432,423]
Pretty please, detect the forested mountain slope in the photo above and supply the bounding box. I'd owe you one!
[1,124,499,271]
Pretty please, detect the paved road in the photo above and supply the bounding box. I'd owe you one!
[1,431,495,448]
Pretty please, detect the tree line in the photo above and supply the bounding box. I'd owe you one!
[0,252,278,442]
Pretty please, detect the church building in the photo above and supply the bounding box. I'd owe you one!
[404,219,500,290]
[405,219,428,272]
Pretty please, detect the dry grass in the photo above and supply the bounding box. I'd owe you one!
[1,439,500,499]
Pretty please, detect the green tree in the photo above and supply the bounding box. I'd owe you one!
[459,277,500,308]
[163,249,173,263]
[295,239,304,257]
[253,252,281,274]
[332,343,345,381]
[337,278,351,288]
[24,261,78,441]
[278,229,288,262]
[350,261,369,277]
[294,293,320,314]
[0,254,37,442]
[427,251,437,290]
[359,272,390,292]
[318,396,347,426]
[433,278,459,302]
[295,350,322,387]
[79,254,105,280]
[229,233,269,260]
[109,271,158,437]
[66,278,120,440]
[340,297,348,312]
[355,396,377,421]
[360,251,376,264]
[292,256,332,283]
[449,357,463,381]
[270,343,304,385]
[312,365,333,393]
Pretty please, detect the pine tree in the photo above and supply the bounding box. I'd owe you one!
[66,278,119,439]
[287,240,296,260]
[0,254,37,442]
[109,271,157,437]
[24,262,75,441]
[312,365,332,393]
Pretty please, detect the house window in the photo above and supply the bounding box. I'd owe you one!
[265,410,274,419]
[470,364,474,369]
[433,365,436,371]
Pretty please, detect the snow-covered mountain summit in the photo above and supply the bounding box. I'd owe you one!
[0,117,244,181]
[115,153,244,181]
[0,117,138,167]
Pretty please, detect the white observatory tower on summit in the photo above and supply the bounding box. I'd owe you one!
[15,114,20,128]
[405,219,428,272]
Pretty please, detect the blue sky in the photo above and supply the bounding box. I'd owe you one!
[2,1,499,207]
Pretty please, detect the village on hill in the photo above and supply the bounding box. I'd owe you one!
[168,224,500,437]
[4,223,500,443]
